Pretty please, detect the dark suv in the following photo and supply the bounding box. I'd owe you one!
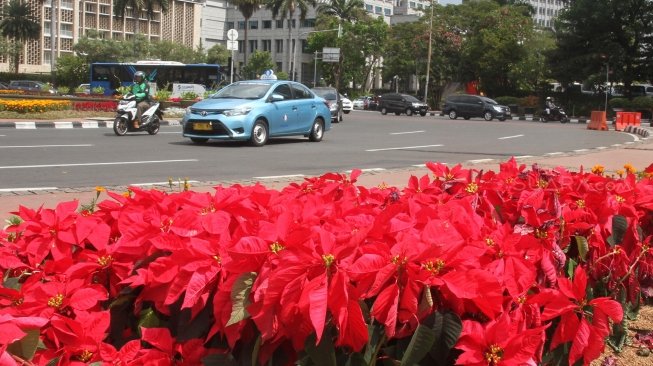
[442,94,510,121]
[378,93,428,116]
[311,87,342,122]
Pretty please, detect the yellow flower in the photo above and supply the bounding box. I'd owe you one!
[591,165,604,175]
[616,169,625,178]
[624,163,637,175]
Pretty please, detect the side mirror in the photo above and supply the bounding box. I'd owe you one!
[270,94,284,102]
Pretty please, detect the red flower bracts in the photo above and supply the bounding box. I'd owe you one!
[1,161,652,365]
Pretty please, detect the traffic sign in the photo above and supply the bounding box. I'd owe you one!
[227,40,238,51]
[227,29,238,41]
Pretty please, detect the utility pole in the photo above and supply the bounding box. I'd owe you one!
[424,0,434,106]
[50,0,58,79]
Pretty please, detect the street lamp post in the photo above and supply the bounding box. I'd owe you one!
[292,26,340,83]
[604,62,609,112]
[424,0,434,105]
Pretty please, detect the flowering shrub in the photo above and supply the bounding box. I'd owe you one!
[0,99,71,113]
[0,89,24,95]
[71,100,118,112]
[1,160,653,365]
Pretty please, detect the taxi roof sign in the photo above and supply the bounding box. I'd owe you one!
[260,69,277,80]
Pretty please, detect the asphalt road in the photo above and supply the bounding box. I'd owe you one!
[0,111,637,190]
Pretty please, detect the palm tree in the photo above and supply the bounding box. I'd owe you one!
[232,0,262,67]
[316,0,365,22]
[0,0,40,73]
[265,0,316,78]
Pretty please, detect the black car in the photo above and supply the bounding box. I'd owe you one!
[378,93,428,116]
[311,87,343,122]
[442,94,510,121]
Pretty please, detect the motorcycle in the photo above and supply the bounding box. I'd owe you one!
[540,107,569,123]
[113,94,162,136]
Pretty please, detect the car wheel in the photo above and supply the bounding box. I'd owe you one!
[338,110,343,122]
[498,118,506,122]
[406,108,413,116]
[113,117,128,136]
[381,107,388,115]
[420,111,427,116]
[308,118,324,142]
[448,110,457,119]
[190,137,208,144]
[394,111,401,116]
[483,111,493,121]
[463,116,470,120]
[250,119,268,147]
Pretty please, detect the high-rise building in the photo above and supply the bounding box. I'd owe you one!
[526,0,565,28]
[0,0,203,74]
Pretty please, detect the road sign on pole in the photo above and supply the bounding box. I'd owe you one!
[227,29,238,84]
[322,47,340,63]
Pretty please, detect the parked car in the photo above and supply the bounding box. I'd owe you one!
[442,94,511,121]
[9,80,56,94]
[340,94,353,114]
[0,82,9,90]
[311,87,343,122]
[378,93,429,116]
[352,97,366,110]
[181,79,332,146]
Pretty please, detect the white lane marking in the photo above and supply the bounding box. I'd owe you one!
[515,155,534,159]
[346,168,386,173]
[574,149,589,152]
[131,180,200,186]
[0,159,198,169]
[54,122,74,129]
[253,174,305,179]
[366,144,443,152]
[468,159,494,163]
[545,152,564,156]
[612,144,623,147]
[412,164,427,167]
[0,144,93,149]
[497,134,523,140]
[0,135,5,137]
[595,146,608,150]
[390,130,424,135]
[624,141,635,144]
[0,187,57,192]
[15,122,36,129]
[625,133,640,142]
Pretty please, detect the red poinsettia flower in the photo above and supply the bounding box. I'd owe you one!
[456,312,548,366]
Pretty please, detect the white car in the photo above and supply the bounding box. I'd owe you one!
[340,94,353,114]
[352,97,366,110]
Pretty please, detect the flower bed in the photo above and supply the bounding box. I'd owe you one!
[71,100,118,112]
[0,99,71,114]
[1,160,653,365]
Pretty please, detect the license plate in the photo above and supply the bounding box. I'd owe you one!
[194,122,212,131]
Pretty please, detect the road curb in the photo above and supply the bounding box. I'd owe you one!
[0,120,181,129]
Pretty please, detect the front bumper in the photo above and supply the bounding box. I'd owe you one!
[182,117,249,140]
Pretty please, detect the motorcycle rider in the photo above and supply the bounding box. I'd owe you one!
[544,96,557,118]
[131,71,150,128]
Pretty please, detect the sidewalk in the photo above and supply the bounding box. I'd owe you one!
[1,127,651,217]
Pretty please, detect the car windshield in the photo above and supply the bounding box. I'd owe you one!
[313,89,337,100]
[482,97,498,105]
[403,95,420,103]
[211,83,272,99]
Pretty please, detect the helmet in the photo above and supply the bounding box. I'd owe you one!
[134,71,145,82]
[546,97,552,101]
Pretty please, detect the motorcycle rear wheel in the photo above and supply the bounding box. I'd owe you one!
[113,117,128,136]
[148,116,160,135]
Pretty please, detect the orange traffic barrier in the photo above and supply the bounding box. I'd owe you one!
[588,111,608,131]
[615,111,641,131]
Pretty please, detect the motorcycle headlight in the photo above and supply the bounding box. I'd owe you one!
[223,106,252,116]
[492,105,502,112]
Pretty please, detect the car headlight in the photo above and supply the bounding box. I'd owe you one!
[223,106,252,116]
[492,106,502,112]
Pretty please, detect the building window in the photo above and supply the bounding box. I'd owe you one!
[237,21,245,30]
[275,39,283,52]
[366,4,373,11]
[262,40,272,52]
[263,20,272,29]
[289,19,296,28]
[302,19,315,27]
[249,20,258,29]
[60,23,73,38]
[409,2,415,9]
[384,8,391,16]
[375,6,382,14]
[276,62,282,71]
[61,0,73,9]
[249,40,257,53]
[276,20,284,28]
[99,5,110,15]
[226,21,234,30]
[238,40,244,53]
[301,40,310,54]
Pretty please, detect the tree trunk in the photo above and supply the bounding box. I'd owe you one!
[244,17,249,67]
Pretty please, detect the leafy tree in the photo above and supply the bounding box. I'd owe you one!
[0,0,40,73]
[150,40,205,63]
[54,54,89,89]
[265,0,317,77]
[241,50,275,79]
[206,44,230,65]
[383,20,428,94]
[549,0,653,98]
[232,0,263,66]
[74,30,129,63]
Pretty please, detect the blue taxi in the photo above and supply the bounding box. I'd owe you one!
[181,76,332,146]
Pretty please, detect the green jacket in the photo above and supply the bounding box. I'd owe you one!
[131,81,150,102]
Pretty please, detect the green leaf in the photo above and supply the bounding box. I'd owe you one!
[363,323,385,365]
[3,276,21,290]
[612,215,628,245]
[574,236,589,262]
[305,331,337,366]
[226,272,257,327]
[429,311,462,366]
[566,258,577,279]
[138,307,160,331]
[418,285,433,314]
[400,324,436,366]
[7,329,40,361]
